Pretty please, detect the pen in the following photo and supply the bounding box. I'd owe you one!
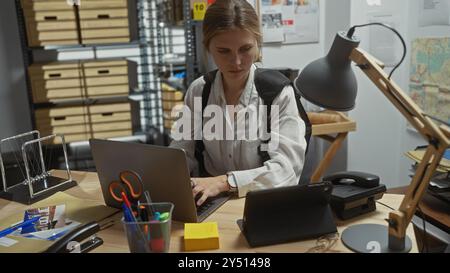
[144,190,152,204]
[123,204,150,252]
[0,216,41,238]
[122,203,137,222]
[121,192,132,209]
[159,212,170,222]
[139,205,149,222]
[153,212,161,221]
[144,191,155,218]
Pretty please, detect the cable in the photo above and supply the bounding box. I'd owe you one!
[376,200,395,211]
[424,114,450,127]
[346,22,407,80]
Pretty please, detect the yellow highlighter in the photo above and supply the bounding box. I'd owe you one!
[184,222,220,251]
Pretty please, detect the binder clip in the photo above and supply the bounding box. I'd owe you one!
[0,131,77,204]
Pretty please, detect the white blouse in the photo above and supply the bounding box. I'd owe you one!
[169,64,307,197]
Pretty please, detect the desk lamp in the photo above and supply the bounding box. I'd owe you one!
[295,23,450,253]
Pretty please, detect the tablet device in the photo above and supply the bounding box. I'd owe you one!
[237,182,337,247]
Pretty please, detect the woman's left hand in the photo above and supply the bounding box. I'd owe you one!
[191,175,230,206]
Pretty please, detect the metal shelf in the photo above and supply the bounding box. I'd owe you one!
[14,0,199,155]
[15,0,167,135]
[183,0,198,87]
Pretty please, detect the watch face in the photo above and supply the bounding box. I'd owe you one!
[228,184,237,193]
[227,174,237,193]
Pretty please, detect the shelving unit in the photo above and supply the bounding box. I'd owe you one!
[14,0,187,170]
[183,0,199,87]
[9,0,201,172]
[152,0,205,134]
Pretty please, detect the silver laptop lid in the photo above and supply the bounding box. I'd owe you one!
[89,139,198,222]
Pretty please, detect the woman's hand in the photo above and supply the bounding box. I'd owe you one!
[191,175,230,206]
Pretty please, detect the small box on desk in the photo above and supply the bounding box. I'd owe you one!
[184,222,220,251]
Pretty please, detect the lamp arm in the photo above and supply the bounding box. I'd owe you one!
[349,47,450,250]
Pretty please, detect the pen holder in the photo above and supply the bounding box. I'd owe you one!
[122,202,174,253]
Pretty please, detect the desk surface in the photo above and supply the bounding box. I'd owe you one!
[388,186,450,233]
[420,193,450,233]
[0,171,418,253]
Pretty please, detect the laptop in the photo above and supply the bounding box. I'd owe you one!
[89,139,230,222]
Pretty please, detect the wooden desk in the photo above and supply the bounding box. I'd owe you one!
[387,186,449,252]
[387,187,450,234]
[0,171,417,253]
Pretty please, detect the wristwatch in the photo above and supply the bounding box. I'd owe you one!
[226,172,238,194]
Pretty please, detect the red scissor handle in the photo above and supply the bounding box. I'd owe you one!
[108,182,127,202]
[108,170,143,203]
[119,170,143,199]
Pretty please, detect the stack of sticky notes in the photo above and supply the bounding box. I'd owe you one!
[184,222,220,251]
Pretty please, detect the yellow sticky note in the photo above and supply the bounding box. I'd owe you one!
[184,222,220,251]
[193,1,207,21]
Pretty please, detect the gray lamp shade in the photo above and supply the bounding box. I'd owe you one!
[295,32,361,111]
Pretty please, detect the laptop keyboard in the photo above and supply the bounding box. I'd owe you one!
[195,193,231,221]
[194,192,215,214]
[196,200,214,215]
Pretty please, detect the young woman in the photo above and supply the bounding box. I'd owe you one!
[170,0,306,206]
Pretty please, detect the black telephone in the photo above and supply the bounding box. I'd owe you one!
[323,171,386,220]
[324,171,380,189]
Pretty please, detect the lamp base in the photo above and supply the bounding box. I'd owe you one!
[341,224,412,253]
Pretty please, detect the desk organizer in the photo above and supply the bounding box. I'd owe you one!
[0,130,76,204]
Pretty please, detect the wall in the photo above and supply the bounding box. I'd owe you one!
[348,0,450,188]
[261,1,326,70]
[262,0,352,181]
[0,0,32,145]
[321,0,352,175]
[399,1,450,184]
[348,0,407,188]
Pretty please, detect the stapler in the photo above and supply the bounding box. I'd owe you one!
[44,221,103,253]
[323,171,386,220]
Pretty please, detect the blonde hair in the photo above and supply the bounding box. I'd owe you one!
[203,0,262,61]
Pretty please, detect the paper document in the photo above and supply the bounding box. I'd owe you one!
[284,0,320,44]
[406,150,450,173]
[418,0,450,27]
[261,4,284,43]
[0,192,118,253]
[368,13,399,67]
[10,205,81,241]
[0,237,18,247]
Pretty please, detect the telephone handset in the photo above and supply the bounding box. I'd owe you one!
[323,171,380,189]
[324,171,386,220]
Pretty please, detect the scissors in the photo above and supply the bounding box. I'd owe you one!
[108,170,144,207]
